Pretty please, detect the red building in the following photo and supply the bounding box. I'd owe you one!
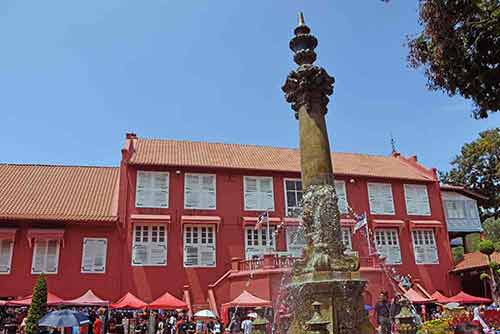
[0,134,460,315]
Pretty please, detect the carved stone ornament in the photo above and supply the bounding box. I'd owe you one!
[282,64,335,119]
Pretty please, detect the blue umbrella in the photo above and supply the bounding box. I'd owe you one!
[38,310,89,328]
[364,304,374,311]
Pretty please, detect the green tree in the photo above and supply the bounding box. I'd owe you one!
[25,274,48,334]
[483,217,500,242]
[440,128,500,220]
[407,0,500,118]
[479,239,499,303]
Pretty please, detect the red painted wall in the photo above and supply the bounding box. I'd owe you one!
[0,157,459,305]
[0,223,122,301]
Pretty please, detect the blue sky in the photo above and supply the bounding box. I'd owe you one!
[0,1,497,171]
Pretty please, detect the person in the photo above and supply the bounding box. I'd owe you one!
[157,321,165,334]
[168,314,177,334]
[472,306,489,333]
[454,322,483,334]
[212,320,222,334]
[374,292,391,334]
[240,317,253,334]
[94,317,103,334]
[196,320,204,334]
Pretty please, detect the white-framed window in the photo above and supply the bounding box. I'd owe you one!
[0,239,14,274]
[284,179,302,217]
[184,174,216,210]
[244,176,274,211]
[184,225,216,267]
[245,226,276,259]
[442,193,480,220]
[404,184,431,216]
[132,224,167,266]
[284,179,347,215]
[81,238,108,273]
[412,230,439,264]
[374,229,402,264]
[368,183,395,215]
[286,226,306,257]
[32,239,60,274]
[335,181,348,214]
[341,228,352,250]
[135,171,169,208]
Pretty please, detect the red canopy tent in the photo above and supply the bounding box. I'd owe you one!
[448,291,492,305]
[404,288,435,304]
[110,292,148,310]
[430,291,453,304]
[7,292,64,306]
[147,292,187,310]
[63,290,109,306]
[220,291,271,325]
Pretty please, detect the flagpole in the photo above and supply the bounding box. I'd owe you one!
[365,212,372,255]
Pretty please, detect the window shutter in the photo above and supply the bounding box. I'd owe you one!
[199,245,216,266]
[405,185,418,215]
[45,240,59,273]
[335,181,347,213]
[32,240,46,273]
[185,175,201,209]
[135,171,151,207]
[201,175,216,209]
[259,178,274,210]
[136,171,169,208]
[150,244,166,265]
[369,184,395,215]
[82,239,94,272]
[381,185,395,214]
[0,240,13,273]
[245,178,258,210]
[405,185,430,215]
[185,245,199,266]
[286,227,306,257]
[132,245,148,265]
[93,240,107,272]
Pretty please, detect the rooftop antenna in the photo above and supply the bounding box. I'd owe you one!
[390,133,397,154]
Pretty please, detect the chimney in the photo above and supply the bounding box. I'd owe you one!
[126,132,137,140]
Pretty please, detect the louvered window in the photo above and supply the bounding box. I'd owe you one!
[335,181,348,214]
[184,174,216,210]
[184,226,216,267]
[32,240,60,274]
[284,179,302,217]
[404,184,431,216]
[341,228,352,250]
[0,239,14,274]
[286,226,306,257]
[412,230,439,264]
[81,238,108,273]
[374,229,402,264]
[245,226,276,259]
[132,225,167,266]
[244,176,274,211]
[368,183,395,215]
[135,171,169,208]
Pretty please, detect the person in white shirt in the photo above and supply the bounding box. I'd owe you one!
[240,318,252,334]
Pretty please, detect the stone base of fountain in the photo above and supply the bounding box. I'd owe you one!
[286,271,368,334]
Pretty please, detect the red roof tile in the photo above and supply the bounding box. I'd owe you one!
[453,251,500,272]
[0,164,119,223]
[128,139,434,181]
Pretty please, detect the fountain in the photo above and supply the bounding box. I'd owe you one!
[281,13,369,334]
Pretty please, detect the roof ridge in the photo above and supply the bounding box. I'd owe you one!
[137,137,395,159]
[0,163,118,169]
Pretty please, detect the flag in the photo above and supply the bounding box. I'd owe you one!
[353,212,367,234]
[255,211,268,230]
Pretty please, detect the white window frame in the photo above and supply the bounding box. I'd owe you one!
[132,224,167,266]
[374,229,402,265]
[183,225,216,268]
[284,178,302,217]
[335,181,348,214]
[286,226,306,258]
[244,226,277,259]
[184,173,217,210]
[367,182,395,215]
[411,229,439,265]
[135,171,169,208]
[0,239,14,275]
[404,184,431,216]
[243,176,275,211]
[81,238,108,274]
[31,239,60,275]
[341,228,352,250]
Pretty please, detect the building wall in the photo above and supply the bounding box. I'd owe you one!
[0,223,122,301]
[119,160,458,304]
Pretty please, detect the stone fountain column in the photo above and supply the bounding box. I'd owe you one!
[282,13,368,334]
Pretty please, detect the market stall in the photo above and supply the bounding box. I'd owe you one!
[220,290,271,325]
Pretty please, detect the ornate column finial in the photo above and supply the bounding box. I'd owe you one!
[289,12,318,66]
